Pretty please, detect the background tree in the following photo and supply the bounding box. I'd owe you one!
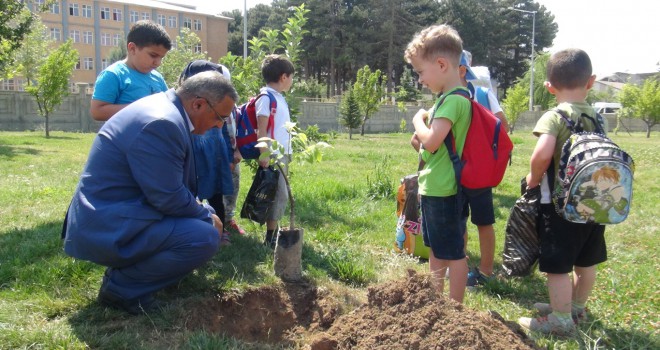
[0,0,45,77]
[9,16,51,88]
[502,82,529,133]
[353,65,385,136]
[106,38,127,65]
[395,67,421,103]
[158,28,208,87]
[339,87,362,139]
[619,79,660,138]
[25,40,78,138]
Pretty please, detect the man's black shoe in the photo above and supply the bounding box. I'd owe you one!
[97,290,162,315]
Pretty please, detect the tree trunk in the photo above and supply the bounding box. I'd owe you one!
[349,128,352,140]
[360,116,367,136]
[647,124,651,138]
[45,115,50,138]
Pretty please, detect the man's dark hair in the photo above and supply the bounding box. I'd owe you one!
[127,20,172,50]
[546,48,592,90]
[177,71,238,105]
[261,54,295,84]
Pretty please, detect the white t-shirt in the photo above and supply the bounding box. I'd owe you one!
[255,86,291,155]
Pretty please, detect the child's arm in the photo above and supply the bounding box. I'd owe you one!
[525,133,556,188]
[256,113,270,168]
[90,100,129,121]
[412,108,452,154]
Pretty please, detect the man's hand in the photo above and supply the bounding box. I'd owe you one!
[211,214,223,238]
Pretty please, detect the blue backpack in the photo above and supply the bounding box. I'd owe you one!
[234,91,277,159]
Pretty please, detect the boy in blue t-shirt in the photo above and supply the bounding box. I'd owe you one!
[405,24,471,303]
[90,20,171,121]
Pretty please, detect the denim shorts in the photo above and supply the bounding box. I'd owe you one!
[462,188,495,226]
[420,194,467,260]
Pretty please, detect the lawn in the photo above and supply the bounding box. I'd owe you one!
[0,130,658,349]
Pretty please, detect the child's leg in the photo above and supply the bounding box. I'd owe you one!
[476,224,495,275]
[546,272,572,314]
[429,254,448,295]
[447,257,468,302]
[573,265,597,305]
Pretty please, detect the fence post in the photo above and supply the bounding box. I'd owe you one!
[75,83,89,132]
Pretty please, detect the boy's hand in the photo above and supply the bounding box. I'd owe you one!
[411,133,421,152]
[413,109,429,124]
[211,214,223,237]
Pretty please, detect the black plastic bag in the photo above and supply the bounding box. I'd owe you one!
[502,179,541,277]
[240,166,280,225]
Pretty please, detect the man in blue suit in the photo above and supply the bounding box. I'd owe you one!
[62,71,238,314]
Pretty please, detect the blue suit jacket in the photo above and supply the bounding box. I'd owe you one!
[63,90,212,266]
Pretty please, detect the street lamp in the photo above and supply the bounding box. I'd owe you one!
[243,0,248,58]
[510,7,537,111]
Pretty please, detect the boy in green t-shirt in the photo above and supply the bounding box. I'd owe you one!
[518,48,605,336]
[404,24,471,303]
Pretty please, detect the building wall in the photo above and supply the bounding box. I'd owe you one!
[1,0,230,90]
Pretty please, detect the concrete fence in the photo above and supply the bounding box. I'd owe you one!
[0,89,656,134]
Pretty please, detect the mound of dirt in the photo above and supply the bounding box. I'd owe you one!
[184,271,538,349]
[309,271,538,350]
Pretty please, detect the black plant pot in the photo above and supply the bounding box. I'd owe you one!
[274,227,303,282]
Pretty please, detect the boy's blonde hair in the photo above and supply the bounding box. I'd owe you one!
[546,48,592,90]
[404,24,463,66]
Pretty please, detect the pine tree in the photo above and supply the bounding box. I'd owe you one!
[340,87,362,139]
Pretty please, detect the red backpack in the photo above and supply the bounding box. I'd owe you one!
[235,91,277,159]
[441,89,513,190]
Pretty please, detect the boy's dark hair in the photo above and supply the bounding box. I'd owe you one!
[127,20,172,50]
[261,54,295,84]
[546,48,592,90]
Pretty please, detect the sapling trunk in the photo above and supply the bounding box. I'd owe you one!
[275,161,295,229]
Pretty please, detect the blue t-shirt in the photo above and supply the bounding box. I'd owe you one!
[92,61,168,105]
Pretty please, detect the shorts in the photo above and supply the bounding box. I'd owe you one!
[420,194,467,260]
[266,157,289,221]
[538,204,607,274]
[461,188,495,226]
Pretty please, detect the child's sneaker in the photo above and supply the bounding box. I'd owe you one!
[226,220,245,235]
[518,313,576,336]
[466,267,492,287]
[533,302,588,323]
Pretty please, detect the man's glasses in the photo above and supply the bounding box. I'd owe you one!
[197,96,229,122]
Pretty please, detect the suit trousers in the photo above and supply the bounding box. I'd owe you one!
[101,216,219,300]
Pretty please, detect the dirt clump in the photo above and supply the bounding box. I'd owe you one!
[183,271,538,349]
[309,271,538,349]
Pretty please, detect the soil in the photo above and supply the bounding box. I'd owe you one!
[184,270,539,349]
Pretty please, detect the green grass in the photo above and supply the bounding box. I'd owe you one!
[0,130,658,349]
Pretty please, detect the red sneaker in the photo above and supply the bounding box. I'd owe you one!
[226,220,245,235]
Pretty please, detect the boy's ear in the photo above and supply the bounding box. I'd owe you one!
[585,75,597,90]
[544,81,557,95]
[126,42,137,55]
[435,56,448,71]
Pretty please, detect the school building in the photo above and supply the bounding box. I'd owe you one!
[1,0,230,91]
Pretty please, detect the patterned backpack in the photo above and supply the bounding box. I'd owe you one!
[552,109,635,224]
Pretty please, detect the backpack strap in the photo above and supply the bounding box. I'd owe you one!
[439,90,471,192]
[554,108,605,134]
[256,91,277,139]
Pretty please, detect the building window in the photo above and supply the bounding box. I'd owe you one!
[101,33,111,46]
[83,31,93,44]
[130,10,139,23]
[69,3,79,16]
[74,59,81,70]
[113,34,121,47]
[142,12,150,21]
[100,7,110,20]
[168,16,177,28]
[157,14,166,26]
[194,43,202,53]
[83,57,94,70]
[50,27,61,41]
[1,79,15,91]
[113,9,122,21]
[15,78,25,91]
[101,59,109,70]
[183,18,191,29]
[49,1,60,14]
[69,29,80,43]
[34,0,45,8]
[82,4,92,18]
[193,19,202,31]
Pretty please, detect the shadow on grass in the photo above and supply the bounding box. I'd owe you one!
[0,143,41,158]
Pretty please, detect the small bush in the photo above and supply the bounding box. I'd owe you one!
[366,155,395,199]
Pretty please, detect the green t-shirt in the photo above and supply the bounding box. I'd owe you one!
[533,101,607,176]
[418,87,471,197]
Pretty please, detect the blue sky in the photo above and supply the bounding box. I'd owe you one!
[188,0,659,78]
